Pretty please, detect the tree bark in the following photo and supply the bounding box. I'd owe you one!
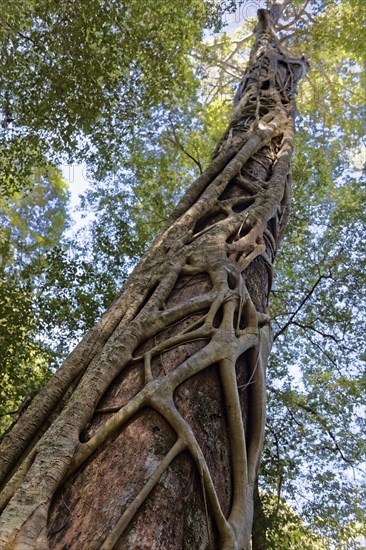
[0,9,307,549]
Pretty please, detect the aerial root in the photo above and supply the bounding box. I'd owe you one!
[246,325,271,485]
[180,314,207,335]
[70,339,219,476]
[0,446,38,513]
[189,195,258,243]
[234,174,263,195]
[100,437,186,550]
[157,292,215,329]
[133,323,212,366]
[219,356,249,536]
[150,398,233,545]
[70,392,147,474]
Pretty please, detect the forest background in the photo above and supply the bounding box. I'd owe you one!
[0,0,365,546]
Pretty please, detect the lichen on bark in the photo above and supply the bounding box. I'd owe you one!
[0,8,308,550]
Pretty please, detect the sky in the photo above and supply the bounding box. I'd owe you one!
[220,0,267,30]
[60,164,86,227]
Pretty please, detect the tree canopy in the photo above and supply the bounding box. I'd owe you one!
[0,0,233,194]
[0,0,365,546]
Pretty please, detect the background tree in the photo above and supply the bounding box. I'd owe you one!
[0,169,69,434]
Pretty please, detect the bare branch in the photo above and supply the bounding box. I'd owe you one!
[166,118,203,174]
[274,273,328,340]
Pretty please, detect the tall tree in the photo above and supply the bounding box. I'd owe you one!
[0,5,310,548]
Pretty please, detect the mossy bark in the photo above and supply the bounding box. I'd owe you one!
[0,9,307,550]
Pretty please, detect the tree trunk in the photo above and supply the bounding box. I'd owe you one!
[0,9,307,550]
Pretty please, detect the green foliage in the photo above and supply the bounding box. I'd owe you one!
[262,493,329,549]
[0,169,69,433]
[282,0,365,149]
[262,127,366,540]
[258,4,366,525]
[261,492,366,548]
[0,278,49,435]
[0,0,230,192]
[0,135,47,198]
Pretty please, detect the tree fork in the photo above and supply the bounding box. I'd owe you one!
[0,8,308,549]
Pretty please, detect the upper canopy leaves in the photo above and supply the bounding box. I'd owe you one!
[0,0,234,192]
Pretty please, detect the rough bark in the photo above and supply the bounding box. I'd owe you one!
[0,9,307,550]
